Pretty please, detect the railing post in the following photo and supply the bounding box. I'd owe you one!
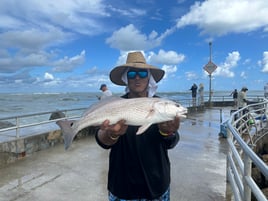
[242,151,252,201]
[16,116,20,138]
[220,109,222,123]
[226,126,231,199]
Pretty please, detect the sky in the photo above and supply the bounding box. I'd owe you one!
[0,0,268,94]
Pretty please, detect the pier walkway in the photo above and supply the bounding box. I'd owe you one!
[0,107,231,201]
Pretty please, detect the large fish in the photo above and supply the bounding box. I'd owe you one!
[56,97,187,149]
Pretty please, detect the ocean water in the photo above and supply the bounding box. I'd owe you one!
[0,92,98,119]
[0,90,264,120]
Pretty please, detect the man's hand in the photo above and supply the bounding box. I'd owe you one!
[158,116,180,135]
[100,119,128,137]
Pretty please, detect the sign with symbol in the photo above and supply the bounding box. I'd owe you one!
[203,61,217,74]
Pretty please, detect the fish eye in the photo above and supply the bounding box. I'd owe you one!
[175,103,181,107]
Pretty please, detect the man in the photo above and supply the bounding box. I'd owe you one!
[99,84,112,100]
[190,83,198,106]
[230,89,238,107]
[198,83,204,105]
[95,51,180,201]
[264,83,268,98]
[237,87,249,117]
[237,87,248,109]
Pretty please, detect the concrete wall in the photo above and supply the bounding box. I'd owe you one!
[0,127,98,168]
[0,131,60,168]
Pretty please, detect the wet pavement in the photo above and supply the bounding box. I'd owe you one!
[0,107,232,201]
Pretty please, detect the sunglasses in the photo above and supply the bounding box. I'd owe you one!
[127,70,148,79]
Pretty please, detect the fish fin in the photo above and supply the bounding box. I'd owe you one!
[135,104,156,135]
[136,123,152,135]
[56,120,77,150]
[145,107,156,119]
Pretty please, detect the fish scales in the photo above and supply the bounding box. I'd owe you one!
[75,98,154,132]
[56,97,187,149]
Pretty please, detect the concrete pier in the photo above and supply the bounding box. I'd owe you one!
[0,107,231,201]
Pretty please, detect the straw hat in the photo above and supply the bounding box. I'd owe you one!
[110,51,165,86]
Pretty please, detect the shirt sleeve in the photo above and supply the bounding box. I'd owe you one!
[160,131,180,149]
[95,131,113,149]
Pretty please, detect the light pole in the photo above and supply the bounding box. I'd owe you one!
[209,42,212,104]
[203,42,217,107]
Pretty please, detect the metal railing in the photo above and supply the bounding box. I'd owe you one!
[177,95,264,107]
[0,94,264,140]
[226,98,268,201]
[0,107,87,140]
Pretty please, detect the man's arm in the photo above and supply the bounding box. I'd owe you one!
[95,119,127,148]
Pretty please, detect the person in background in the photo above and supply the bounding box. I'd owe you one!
[198,83,204,106]
[98,84,112,100]
[237,87,249,116]
[264,83,268,98]
[230,89,238,107]
[190,83,198,106]
[95,51,180,201]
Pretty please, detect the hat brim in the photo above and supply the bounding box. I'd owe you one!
[110,63,165,86]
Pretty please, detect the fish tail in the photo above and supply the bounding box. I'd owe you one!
[56,120,77,150]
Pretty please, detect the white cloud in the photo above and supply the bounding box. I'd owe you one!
[0,0,266,93]
[240,71,247,79]
[0,0,107,75]
[162,65,177,79]
[44,72,54,80]
[0,28,70,51]
[261,51,268,73]
[243,58,251,65]
[106,24,163,51]
[0,0,109,36]
[14,80,23,84]
[0,51,52,73]
[86,66,98,74]
[176,0,268,36]
[43,79,61,87]
[213,51,240,77]
[107,5,146,18]
[52,50,86,72]
[106,24,176,52]
[148,49,185,65]
[185,71,198,80]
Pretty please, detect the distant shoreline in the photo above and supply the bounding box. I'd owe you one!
[0,90,264,95]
